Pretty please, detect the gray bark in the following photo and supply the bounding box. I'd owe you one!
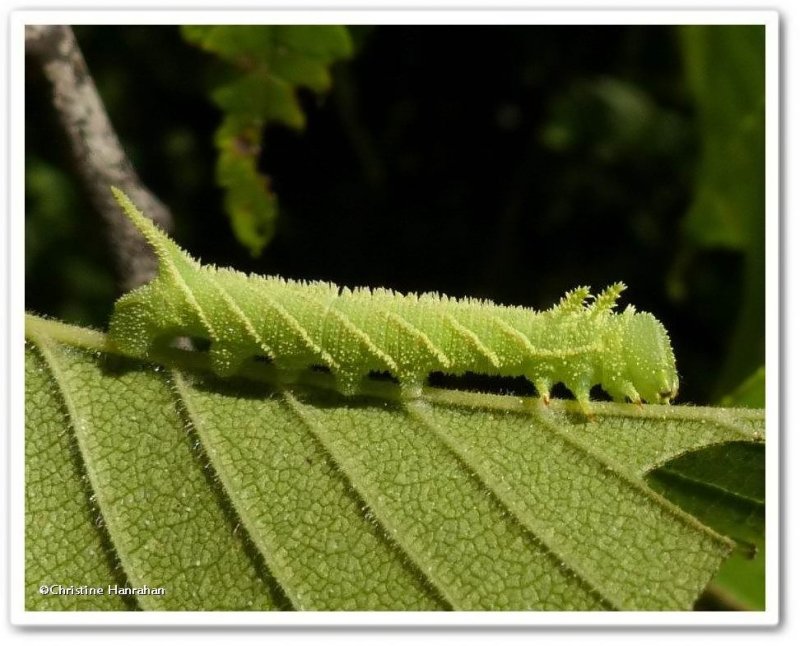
[26,24,173,291]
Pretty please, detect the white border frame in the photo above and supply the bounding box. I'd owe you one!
[8,8,780,628]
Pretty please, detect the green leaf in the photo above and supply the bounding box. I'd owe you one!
[679,25,765,251]
[25,327,287,611]
[25,314,765,610]
[719,367,766,409]
[675,26,765,395]
[650,367,766,610]
[647,447,765,610]
[644,366,767,610]
[26,344,130,610]
[181,25,353,256]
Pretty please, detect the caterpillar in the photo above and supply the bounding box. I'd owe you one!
[108,187,679,408]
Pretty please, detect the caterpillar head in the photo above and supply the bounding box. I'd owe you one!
[621,310,679,404]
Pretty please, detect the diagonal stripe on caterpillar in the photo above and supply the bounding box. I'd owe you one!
[108,187,679,408]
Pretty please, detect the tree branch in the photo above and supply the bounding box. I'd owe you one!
[26,24,173,291]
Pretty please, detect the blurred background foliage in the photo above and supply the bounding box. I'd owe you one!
[25,24,765,406]
[181,25,353,256]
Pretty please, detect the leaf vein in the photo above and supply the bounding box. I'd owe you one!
[404,400,619,610]
[26,332,149,609]
[281,391,457,609]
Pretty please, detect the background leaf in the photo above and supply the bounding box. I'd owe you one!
[720,367,766,409]
[25,315,765,611]
[673,25,765,397]
[647,444,764,611]
[646,367,767,610]
[181,25,353,256]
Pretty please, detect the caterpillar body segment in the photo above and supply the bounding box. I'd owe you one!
[109,188,679,406]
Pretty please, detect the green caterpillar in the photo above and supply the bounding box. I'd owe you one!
[108,187,679,408]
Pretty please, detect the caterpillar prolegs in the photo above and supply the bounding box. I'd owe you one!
[108,188,679,408]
